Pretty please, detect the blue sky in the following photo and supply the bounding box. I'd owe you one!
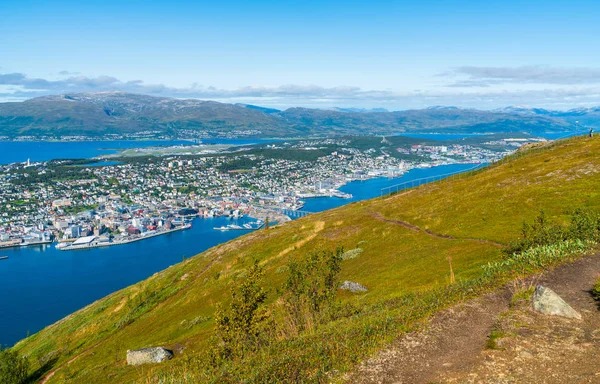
[1,0,600,109]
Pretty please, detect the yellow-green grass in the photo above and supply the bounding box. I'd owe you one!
[15,135,600,383]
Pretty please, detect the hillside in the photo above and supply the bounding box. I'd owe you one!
[14,135,600,383]
[0,92,574,138]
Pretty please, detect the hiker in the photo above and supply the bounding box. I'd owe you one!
[590,127,594,138]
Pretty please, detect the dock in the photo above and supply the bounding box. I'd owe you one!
[58,224,192,251]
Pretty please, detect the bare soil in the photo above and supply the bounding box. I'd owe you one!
[350,252,600,384]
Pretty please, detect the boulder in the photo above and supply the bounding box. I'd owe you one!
[340,280,368,293]
[126,347,173,366]
[532,285,581,320]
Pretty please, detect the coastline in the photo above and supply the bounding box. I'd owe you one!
[0,240,53,250]
[58,224,192,251]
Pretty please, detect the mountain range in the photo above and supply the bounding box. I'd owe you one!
[0,92,594,138]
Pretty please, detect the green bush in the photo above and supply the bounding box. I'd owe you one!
[281,248,343,333]
[505,211,566,255]
[506,208,600,255]
[0,347,29,384]
[211,260,269,362]
[568,208,600,243]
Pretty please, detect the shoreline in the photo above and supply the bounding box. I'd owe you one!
[58,224,191,251]
[0,240,53,250]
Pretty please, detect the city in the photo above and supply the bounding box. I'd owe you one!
[0,137,519,251]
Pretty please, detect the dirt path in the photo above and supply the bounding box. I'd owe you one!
[440,252,600,383]
[350,252,600,384]
[370,211,505,247]
[351,288,512,383]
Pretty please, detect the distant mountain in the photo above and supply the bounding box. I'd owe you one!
[328,107,390,113]
[235,103,281,114]
[497,106,600,128]
[0,92,576,138]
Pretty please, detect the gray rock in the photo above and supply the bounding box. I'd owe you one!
[532,285,581,319]
[340,280,368,293]
[126,347,173,366]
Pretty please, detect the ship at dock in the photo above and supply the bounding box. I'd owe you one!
[213,220,264,231]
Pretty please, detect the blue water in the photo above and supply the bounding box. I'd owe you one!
[0,138,276,164]
[303,163,483,212]
[397,133,486,141]
[81,161,124,167]
[399,131,585,141]
[0,216,255,346]
[0,162,485,346]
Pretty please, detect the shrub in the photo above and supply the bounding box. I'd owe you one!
[568,208,600,243]
[484,239,590,278]
[0,347,29,384]
[280,248,343,334]
[506,208,600,255]
[505,210,566,255]
[211,260,269,362]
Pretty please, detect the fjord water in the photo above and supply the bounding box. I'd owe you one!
[0,163,481,346]
[302,163,482,212]
[0,139,272,164]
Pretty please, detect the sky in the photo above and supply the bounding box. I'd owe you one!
[1,0,600,110]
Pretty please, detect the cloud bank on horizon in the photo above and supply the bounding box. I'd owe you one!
[2,0,599,110]
[1,67,600,111]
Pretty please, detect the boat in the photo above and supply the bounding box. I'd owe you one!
[0,256,8,260]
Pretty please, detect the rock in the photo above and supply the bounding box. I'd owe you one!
[126,347,173,366]
[340,280,368,293]
[532,286,582,320]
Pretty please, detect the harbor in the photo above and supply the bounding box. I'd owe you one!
[0,239,54,250]
[56,223,192,251]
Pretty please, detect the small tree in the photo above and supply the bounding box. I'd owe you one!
[505,210,566,255]
[0,347,29,384]
[212,260,269,362]
[282,247,343,333]
[568,208,600,242]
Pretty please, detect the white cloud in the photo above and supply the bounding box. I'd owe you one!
[1,71,600,110]
[443,66,600,87]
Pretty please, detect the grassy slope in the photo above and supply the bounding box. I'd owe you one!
[16,136,600,383]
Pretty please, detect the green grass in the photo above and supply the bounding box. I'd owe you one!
[13,135,600,383]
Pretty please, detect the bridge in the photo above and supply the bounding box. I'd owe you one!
[272,208,314,218]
